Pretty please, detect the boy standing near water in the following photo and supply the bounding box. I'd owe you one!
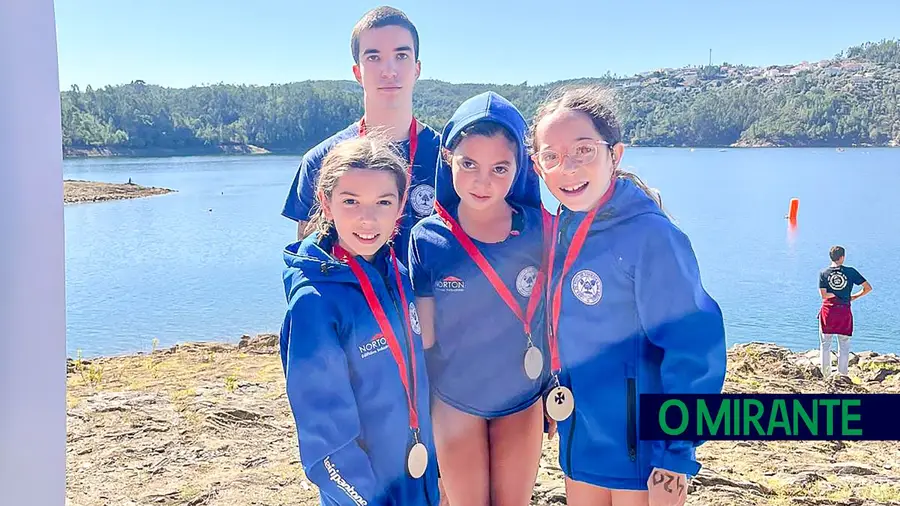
[282,6,441,264]
[818,245,873,377]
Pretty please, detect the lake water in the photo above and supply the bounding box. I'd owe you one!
[64,148,900,358]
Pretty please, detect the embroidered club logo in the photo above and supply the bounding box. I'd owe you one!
[358,333,389,359]
[828,271,848,291]
[516,266,539,297]
[409,302,421,335]
[409,184,435,217]
[571,269,602,305]
[434,275,465,293]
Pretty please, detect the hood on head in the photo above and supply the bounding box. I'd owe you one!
[435,91,542,211]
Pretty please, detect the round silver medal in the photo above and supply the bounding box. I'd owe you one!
[546,385,575,421]
[524,346,543,380]
[407,442,428,479]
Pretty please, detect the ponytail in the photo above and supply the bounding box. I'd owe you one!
[614,168,664,212]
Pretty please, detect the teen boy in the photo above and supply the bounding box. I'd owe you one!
[818,245,873,377]
[282,6,440,263]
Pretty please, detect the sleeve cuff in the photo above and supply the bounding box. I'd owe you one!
[282,191,313,222]
[650,446,702,477]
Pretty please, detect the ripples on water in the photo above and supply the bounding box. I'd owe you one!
[64,149,900,357]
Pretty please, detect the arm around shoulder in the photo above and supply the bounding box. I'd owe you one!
[282,293,385,505]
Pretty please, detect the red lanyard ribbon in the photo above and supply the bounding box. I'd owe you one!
[333,244,419,430]
[545,183,616,374]
[359,117,419,185]
[434,202,544,339]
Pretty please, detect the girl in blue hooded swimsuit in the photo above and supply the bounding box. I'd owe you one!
[529,85,727,506]
[408,92,548,506]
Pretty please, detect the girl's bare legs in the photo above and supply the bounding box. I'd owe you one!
[565,478,612,506]
[432,396,490,506]
[566,478,651,506]
[488,399,544,506]
[437,477,450,506]
[610,489,650,506]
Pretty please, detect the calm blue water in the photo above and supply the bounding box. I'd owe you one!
[64,148,900,358]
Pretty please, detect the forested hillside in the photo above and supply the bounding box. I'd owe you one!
[61,39,900,157]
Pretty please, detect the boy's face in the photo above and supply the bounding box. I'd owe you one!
[353,25,420,111]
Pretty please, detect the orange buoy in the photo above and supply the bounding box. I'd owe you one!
[787,198,799,222]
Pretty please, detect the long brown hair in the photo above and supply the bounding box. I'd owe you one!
[304,134,410,238]
[529,85,664,210]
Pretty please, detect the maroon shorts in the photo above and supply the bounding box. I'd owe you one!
[819,298,853,336]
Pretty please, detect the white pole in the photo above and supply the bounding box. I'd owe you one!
[0,1,67,504]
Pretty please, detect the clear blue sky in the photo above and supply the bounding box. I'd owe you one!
[55,0,899,90]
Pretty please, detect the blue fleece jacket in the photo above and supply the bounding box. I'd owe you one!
[550,177,726,490]
[281,122,441,264]
[407,92,548,418]
[280,231,440,506]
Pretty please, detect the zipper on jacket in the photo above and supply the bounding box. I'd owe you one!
[626,377,637,462]
[565,409,577,474]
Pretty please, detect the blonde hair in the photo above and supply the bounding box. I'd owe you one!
[529,84,664,211]
[305,134,410,238]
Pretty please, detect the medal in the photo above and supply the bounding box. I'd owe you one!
[543,183,616,421]
[334,244,427,479]
[435,203,545,381]
[407,440,429,479]
[524,343,544,381]
[546,384,575,422]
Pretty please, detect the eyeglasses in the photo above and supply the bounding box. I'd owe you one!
[531,139,612,172]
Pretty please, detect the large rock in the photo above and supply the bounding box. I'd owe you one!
[238,333,280,354]
[690,468,774,496]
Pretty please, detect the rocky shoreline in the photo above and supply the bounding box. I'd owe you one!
[63,144,271,159]
[66,338,900,506]
[64,179,175,204]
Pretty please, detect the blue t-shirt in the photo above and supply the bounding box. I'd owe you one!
[819,265,866,303]
[282,121,441,264]
[408,202,548,418]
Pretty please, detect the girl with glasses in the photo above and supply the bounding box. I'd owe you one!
[529,85,727,506]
